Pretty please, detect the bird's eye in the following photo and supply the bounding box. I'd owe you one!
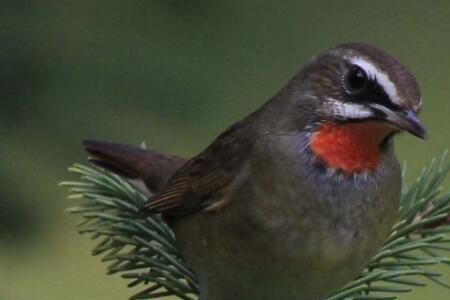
[345,65,368,94]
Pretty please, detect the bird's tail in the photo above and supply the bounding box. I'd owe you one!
[83,140,186,194]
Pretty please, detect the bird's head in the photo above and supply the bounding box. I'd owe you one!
[291,43,426,174]
[301,43,425,138]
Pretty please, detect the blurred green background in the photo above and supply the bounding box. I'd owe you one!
[0,1,449,299]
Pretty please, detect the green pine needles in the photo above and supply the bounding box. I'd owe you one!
[61,152,450,300]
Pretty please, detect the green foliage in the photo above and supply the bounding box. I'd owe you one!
[61,153,450,300]
[62,164,199,300]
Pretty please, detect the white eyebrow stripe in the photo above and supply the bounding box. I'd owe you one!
[348,57,399,105]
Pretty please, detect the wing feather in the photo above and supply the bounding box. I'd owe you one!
[144,120,252,216]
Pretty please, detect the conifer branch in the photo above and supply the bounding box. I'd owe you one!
[61,151,450,299]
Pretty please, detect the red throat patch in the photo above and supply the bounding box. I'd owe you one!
[310,122,393,174]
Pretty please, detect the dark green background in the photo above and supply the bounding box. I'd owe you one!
[0,1,449,299]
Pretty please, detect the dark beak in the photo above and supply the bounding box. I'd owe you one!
[370,104,428,139]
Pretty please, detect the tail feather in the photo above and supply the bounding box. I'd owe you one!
[83,140,186,194]
[83,140,157,178]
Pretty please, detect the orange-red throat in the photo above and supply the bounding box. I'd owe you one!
[310,121,394,174]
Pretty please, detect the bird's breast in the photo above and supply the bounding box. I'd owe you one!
[173,135,401,300]
[228,140,402,298]
[310,121,394,174]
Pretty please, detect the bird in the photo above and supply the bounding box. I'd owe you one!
[83,43,427,300]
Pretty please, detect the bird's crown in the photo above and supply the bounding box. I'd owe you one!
[294,43,426,174]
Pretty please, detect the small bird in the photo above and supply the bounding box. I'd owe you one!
[84,43,426,300]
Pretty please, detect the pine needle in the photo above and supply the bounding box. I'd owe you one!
[63,152,450,299]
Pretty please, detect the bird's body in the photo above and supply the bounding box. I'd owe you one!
[173,129,400,300]
[84,43,426,299]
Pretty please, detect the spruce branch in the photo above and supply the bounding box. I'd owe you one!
[61,151,450,299]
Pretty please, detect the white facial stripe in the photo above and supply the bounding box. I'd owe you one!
[324,97,373,119]
[348,57,399,105]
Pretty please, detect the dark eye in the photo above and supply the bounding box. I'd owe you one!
[345,65,367,94]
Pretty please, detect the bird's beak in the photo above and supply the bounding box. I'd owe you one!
[370,104,428,139]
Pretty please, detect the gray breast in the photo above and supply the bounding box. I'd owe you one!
[173,134,401,300]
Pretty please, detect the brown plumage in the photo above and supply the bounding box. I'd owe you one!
[83,43,427,300]
[83,140,186,194]
[145,120,254,215]
[84,119,253,215]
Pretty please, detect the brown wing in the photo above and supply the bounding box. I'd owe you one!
[144,120,253,216]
